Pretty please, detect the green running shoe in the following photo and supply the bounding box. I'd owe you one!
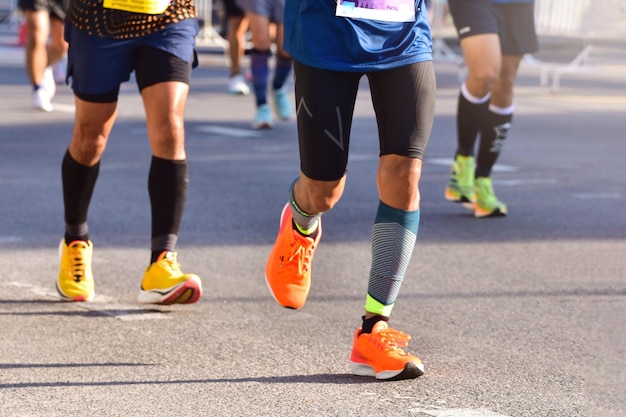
[474,177,507,218]
[445,155,476,209]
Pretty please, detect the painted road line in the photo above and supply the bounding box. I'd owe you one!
[572,192,621,199]
[0,45,23,65]
[0,236,22,244]
[411,407,513,417]
[7,281,171,321]
[195,125,262,138]
[50,102,75,114]
[495,178,558,186]
[427,157,519,172]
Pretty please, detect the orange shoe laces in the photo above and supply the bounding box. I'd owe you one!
[367,328,411,354]
[283,239,316,280]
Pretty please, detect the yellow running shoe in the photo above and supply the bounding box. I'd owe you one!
[350,321,424,381]
[265,203,321,309]
[137,251,202,305]
[57,239,95,302]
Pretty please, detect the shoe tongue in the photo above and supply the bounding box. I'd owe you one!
[371,320,389,333]
[158,251,174,262]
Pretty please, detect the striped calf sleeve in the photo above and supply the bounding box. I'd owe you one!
[365,201,420,317]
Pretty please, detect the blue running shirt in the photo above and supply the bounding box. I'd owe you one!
[284,0,432,72]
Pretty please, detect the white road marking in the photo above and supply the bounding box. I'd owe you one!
[411,408,513,417]
[427,157,519,172]
[0,45,24,65]
[495,178,558,186]
[195,125,262,138]
[572,192,621,199]
[51,103,75,114]
[0,236,22,244]
[6,281,171,321]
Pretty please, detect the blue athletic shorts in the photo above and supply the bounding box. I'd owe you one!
[235,0,284,24]
[65,19,198,98]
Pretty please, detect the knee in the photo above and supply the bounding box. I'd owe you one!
[155,114,184,140]
[148,116,186,159]
[380,156,422,184]
[69,131,107,164]
[50,41,69,57]
[378,156,422,210]
[494,76,515,96]
[296,176,344,214]
[466,68,499,97]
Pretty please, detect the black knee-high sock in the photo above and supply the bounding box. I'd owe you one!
[148,156,188,263]
[476,109,513,178]
[456,87,490,156]
[62,150,99,243]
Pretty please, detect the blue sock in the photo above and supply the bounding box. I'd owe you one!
[272,55,293,91]
[250,49,270,106]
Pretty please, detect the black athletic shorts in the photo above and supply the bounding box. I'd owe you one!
[66,19,198,103]
[223,0,245,18]
[18,0,68,20]
[293,60,436,182]
[447,0,539,55]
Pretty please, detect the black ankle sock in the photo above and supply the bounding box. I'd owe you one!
[150,250,168,264]
[64,233,89,245]
[360,315,389,334]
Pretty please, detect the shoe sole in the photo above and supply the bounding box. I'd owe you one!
[55,280,95,302]
[137,276,202,305]
[350,361,424,381]
[34,104,53,112]
[252,122,273,129]
[444,189,475,210]
[474,207,507,218]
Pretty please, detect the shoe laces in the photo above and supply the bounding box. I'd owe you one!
[455,157,474,184]
[67,242,89,282]
[157,252,183,276]
[476,178,499,203]
[366,328,411,355]
[282,238,315,279]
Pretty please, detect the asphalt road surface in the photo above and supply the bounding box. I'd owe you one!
[0,30,625,417]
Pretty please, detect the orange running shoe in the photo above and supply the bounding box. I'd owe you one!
[350,321,424,380]
[265,203,321,309]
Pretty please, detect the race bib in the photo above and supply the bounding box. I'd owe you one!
[335,0,416,22]
[103,0,171,14]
